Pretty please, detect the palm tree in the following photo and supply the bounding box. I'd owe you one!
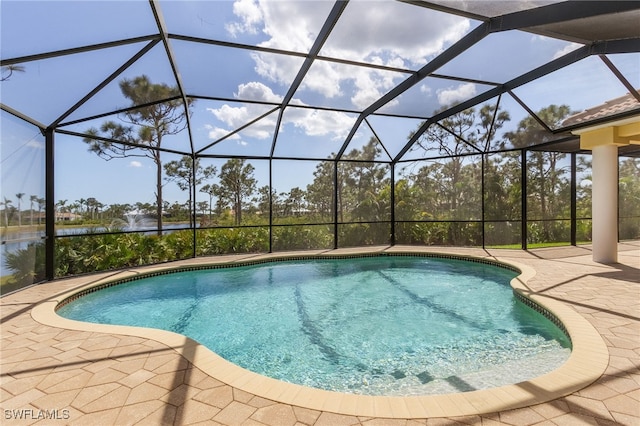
[1,65,25,81]
[95,201,105,220]
[76,198,86,217]
[56,199,67,222]
[30,195,38,227]
[15,193,25,227]
[1,197,13,227]
[37,198,45,225]
[68,202,79,217]
[86,197,99,220]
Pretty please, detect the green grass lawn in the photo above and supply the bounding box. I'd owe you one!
[487,241,591,249]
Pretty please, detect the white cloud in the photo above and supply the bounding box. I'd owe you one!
[531,34,583,60]
[256,1,329,53]
[226,0,470,111]
[206,126,233,141]
[437,83,477,106]
[350,67,398,109]
[219,0,472,138]
[203,124,250,149]
[235,81,282,103]
[207,82,282,129]
[321,1,471,67]
[251,52,303,88]
[552,42,582,59]
[303,61,344,98]
[243,126,272,140]
[129,160,142,168]
[208,123,265,145]
[205,82,280,141]
[26,139,45,150]
[207,104,249,126]
[283,108,356,140]
[225,0,263,37]
[205,81,356,142]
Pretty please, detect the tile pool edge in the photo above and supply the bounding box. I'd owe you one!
[31,249,609,418]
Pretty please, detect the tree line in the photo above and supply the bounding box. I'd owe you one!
[1,194,45,228]
[2,75,639,290]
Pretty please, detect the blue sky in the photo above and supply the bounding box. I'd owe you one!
[1,0,638,211]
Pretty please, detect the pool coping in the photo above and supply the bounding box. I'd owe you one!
[30,247,609,418]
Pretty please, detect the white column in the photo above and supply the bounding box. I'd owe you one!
[591,144,618,263]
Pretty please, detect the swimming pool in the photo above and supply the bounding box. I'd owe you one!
[57,254,571,396]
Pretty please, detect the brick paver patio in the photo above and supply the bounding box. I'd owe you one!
[1,242,638,425]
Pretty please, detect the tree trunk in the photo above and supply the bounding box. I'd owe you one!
[538,156,548,241]
[155,151,163,236]
[235,194,242,225]
[209,194,213,222]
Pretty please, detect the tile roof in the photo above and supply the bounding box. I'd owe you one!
[563,90,640,127]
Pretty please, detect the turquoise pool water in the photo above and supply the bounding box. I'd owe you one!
[58,255,571,396]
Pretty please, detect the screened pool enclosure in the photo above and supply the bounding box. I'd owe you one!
[2,0,639,292]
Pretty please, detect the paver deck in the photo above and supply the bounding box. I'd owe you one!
[1,242,638,425]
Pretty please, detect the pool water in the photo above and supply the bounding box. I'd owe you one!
[58,256,571,395]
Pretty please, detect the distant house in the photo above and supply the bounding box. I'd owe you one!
[56,212,82,221]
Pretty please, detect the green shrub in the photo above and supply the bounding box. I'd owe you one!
[196,227,269,255]
[272,225,333,251]
[2,242,45,289]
